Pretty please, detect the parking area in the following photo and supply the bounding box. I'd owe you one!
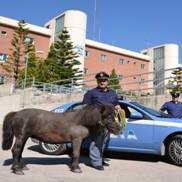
[0,126,182,182]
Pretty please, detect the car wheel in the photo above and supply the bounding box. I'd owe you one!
[167,135,182,166]
[39,141,67,155]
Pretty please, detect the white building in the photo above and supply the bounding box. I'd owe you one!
[44,10,87,74]
[141,44,179,95]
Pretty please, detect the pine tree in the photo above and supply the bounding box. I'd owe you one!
[36,61,49,83]
[17,45,38,86]
[168,67,182,93]
[109,69,122,91]
[38,45,60,82]
[2,20,29,85]
[42,28,82,85]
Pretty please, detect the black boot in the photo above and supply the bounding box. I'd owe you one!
[103,161,110,167]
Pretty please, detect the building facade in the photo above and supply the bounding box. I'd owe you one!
[44,10,87,73]
[43,10,151,92]
[0,10,180,95]
[141,44,179,95]
[84,39,150,92]
[0,16,51,83]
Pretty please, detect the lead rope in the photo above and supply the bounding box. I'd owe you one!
[115,108,127,130]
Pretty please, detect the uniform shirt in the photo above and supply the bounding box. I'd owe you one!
[160,101,182,118]
[82,87,119,106]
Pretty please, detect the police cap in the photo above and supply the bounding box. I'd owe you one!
[95,72,109,80]
[170,92,180,98]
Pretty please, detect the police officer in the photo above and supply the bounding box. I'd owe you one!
[82,71,120,170]
[160,92,182,118]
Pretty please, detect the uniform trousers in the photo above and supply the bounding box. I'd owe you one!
[89,126,110,167]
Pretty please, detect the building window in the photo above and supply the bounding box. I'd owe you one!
[85,50,90,58]
[141,78,145,83]
[153,47,165,93]
[1,31,7,35]
[55,15,65,40]
[84,68,88,74]
[141,64,145,69]
[118,75,123,80]
[154,47,164,60]
[0,75,4,84]
[55,15,65,33]
[0,53,8,62]
[100,54,108,61]
[142,51,148,55]
[46,25,50,29]
[133,62,136,64]
[24,37,34,44]
[118,58,125,64]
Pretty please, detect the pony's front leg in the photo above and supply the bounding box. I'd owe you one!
[71,137,82,173]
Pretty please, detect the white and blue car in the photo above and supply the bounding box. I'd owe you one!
[38,100,182,166]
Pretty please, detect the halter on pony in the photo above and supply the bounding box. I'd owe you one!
[98,108,126,133]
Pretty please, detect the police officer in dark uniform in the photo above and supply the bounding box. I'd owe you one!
[82,71,120,170]
[160,92,182,118]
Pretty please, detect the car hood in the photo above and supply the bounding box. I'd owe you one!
[157,117,182,122]
[154,117,182,128]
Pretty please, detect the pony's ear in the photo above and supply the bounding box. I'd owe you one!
[84,105,102,123]
[100,105,106,114]
[100,104,114,117]
[100,105,113,118]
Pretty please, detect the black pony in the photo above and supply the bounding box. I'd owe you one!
[2,104,122,174]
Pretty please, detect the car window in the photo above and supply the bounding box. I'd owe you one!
[119,104,130,118]
[127,106,144,119]
[128,106,140,115]
[67,103,85,111]
[131,102,170,118]
[120,103,144,121]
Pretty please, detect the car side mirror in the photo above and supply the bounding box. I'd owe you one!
[130,112,143,119]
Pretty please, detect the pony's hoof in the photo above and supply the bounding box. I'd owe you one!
[22,166,29,170]
[13,170,24,175]
[71,168,82,173]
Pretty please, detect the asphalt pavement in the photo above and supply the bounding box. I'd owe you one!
[0,125,182,182]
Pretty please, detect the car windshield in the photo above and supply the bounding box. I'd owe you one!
[131,102,170,118]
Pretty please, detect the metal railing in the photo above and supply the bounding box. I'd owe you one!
[1,66,181,99]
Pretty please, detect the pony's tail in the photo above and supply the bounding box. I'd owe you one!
[2,112,17,150]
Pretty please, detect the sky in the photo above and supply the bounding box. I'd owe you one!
[1,0,182,62]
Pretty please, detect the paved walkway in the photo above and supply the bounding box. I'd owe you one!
[0,127,182,182]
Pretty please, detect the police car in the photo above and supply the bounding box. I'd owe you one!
[38,100,182,166]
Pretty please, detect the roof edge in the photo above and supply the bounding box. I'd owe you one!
[0,16,52,36]
[86,39,150,61]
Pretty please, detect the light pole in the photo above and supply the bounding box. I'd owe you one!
[23,50,44,89]
[22,50,44,107]
[23,38,32,92]
[23,53,29,90]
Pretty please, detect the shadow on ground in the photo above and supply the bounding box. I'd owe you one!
[3,144,171,167]
[27,144,171,165]
[3,144,90,167]
[105,151,167,163]
[27,144,172,166]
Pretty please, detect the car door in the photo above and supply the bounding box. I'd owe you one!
[108,103,154,153]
